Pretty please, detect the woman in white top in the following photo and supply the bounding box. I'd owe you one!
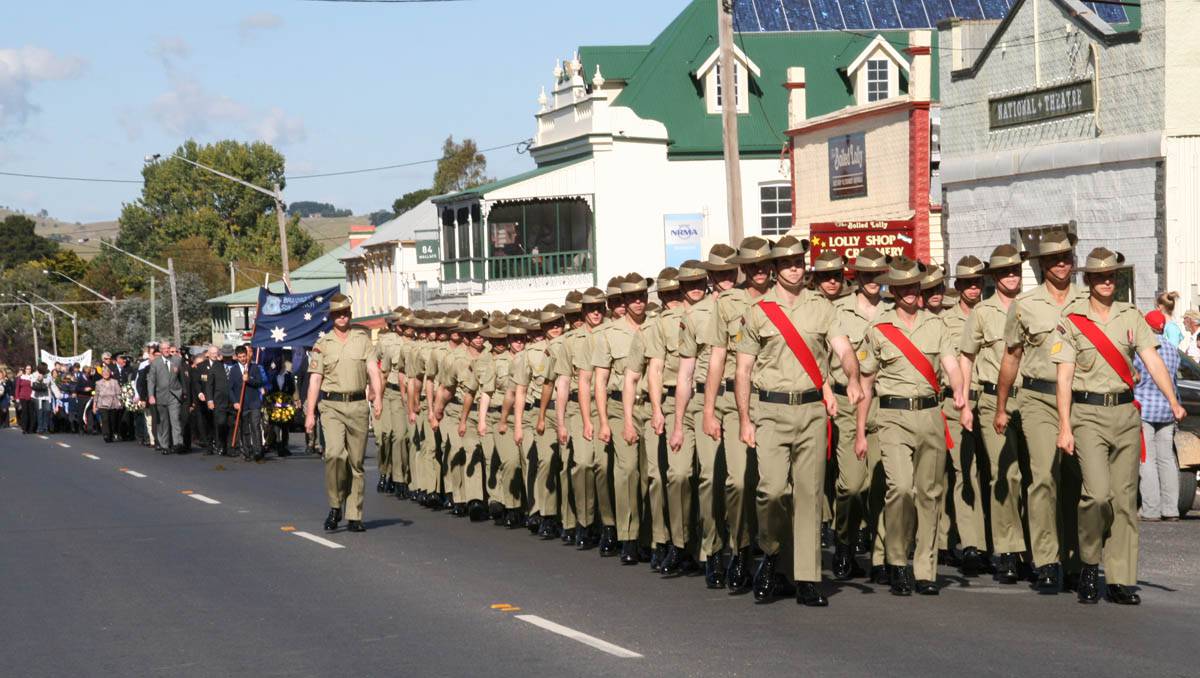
[30,363,60,434]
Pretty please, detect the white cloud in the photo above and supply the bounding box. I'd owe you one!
[254,107,306,145]
[151,73,248,138]
[239,12,284,40]
[0,46,87,129]
[150,36,191,67]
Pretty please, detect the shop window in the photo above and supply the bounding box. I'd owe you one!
[866,59,889,102]
[760,183,792,236]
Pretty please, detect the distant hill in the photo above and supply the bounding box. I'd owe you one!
[1,208,365,259]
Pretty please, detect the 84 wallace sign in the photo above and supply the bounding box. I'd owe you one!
[809,220,915,263]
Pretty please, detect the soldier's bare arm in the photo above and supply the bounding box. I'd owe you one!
[734,352,755,448]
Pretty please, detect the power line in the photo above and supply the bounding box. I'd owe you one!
[300,0,472,3]
[0,170,141,184]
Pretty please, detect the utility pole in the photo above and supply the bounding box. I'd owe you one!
[718,0,745,244]
[150,277,157,343]
[167,257,181,348]
[230,260,236,293]
[97,240,179,348]
[24,290,78,355]
[273,183,291,290]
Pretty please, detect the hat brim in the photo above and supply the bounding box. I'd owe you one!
[1080,264,1125,274]
[1032,233,1079,258]
[696,260,738,272]
[880,274,925,288]
[850,263,890,274]
[921,277,946,291]
[728,254,772,265]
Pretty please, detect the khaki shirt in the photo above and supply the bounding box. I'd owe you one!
[512,340,551,406]
[1050,298,1158,393]
[643,305,685,387]
[735,287,841,393]
[441,346,477,405]
[831,293,882,387]
[309,326,376,393]
[378,331,404,385]
[592,316,644,393]
[677,295,717,383]
[703,287,757,380]
[860,308,955,398]
[960,295,1012,384]
[1004,283,1083,382]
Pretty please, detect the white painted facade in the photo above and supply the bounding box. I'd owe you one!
[939,0,1200,310]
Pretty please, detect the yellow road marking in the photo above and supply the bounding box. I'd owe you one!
[180,490,194,495]
[280,525,297,532]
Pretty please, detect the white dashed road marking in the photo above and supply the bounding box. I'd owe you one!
[514,615,642,658]
[121,469,147,478]
[82,453,100,460]
[39,435,49,440]
[184,493,220,505]
[57,442,71,448]
[290,531,345,549]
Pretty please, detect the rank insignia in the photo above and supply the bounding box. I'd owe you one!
[1051,342,1062,355]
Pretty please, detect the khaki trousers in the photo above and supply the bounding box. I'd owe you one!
[604,397,645,541]
[527,410,559,518]
[442,403,464,501]
[664,394,696,550]
[492,412,523,509]
[1016,389,1075,568]
[878,406,946,582]
[753,399,828,583]
[831,393,887,565]
[386,388,409,484]
[685,393,722,560]
[564,403,590,530]
[375,389,394,478]
[937,398,986,551]
[976,393,1027,554]
[641,404,670,546]
[415,406,436,493]
[321,399,369,521]
[713,389,755,552]
[461,411,486,504]
[1072,402,1141,586]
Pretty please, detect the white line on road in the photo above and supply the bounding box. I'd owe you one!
[514,615,642,658]
[122,469,147,478]
[39,435,49,440]
[186,493,220,505]
[56,442,71,448]
[82,453,100,460]
[291,531,345,549]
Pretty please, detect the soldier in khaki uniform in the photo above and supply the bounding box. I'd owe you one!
[595,274,652,562]
[810,251,847,549]
[994,230,1084,592]
[305,294,383,533]
[433,314,473,515]
[439,314,490,520]
[827,247,889,582]
[858,257,972,596]
[1051,248,1184,605]
[735,236,864,606]
[515,308,561,536]
[492,321,528,527]
[409,313,440,507]
[701,237,774,593]
[924,262,987,575]
[959,245,1029,579]
[393,312,418,499]
[555,289,603,547]
[377,309,409,496]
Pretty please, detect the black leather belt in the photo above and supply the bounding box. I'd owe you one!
[757,388,822,406]
[832,383,848,397]
[695,379,734,395]
[386,383,403,392]
[878,395,939,411]
[320,391,365,402]
[663,385,677,398]
[487,405,503,413]
[941,386,953,400]
[1022,377,1057,395]
[608,390,647,405]
[1072,390,1134,407]
[980,381,1017,398]
[969,389,981,402]
[522,402,535,411]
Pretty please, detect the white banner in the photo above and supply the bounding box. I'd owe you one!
[40,349,92,367]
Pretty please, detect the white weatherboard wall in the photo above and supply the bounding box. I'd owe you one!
[1166,137,1200,308]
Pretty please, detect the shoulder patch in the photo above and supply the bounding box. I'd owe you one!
[1051,341,1062,355]
[857,349,868,361]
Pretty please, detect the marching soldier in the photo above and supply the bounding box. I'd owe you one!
[433,312,470,514]
[857,257,972,596]
[811,251,847,548]
[924,261,987,574]
[828,247,889,582]
[594,273,652,562]
[702,236,774,593]
[555,289,603,547]
[1051,248,1184,605]
[377,309,409,495]
[304,293,383,533]
[994,230,1083,592]
[515,307,562,537]
[735,236,864,606]
[441,314,490,520]
[960,245,1029,580]
[492,320,528,527]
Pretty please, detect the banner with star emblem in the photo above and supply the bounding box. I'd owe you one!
[250,285,339,349]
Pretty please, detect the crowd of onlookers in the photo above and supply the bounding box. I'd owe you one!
[0,342,319,461]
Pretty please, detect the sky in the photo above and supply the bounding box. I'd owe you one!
[1,0,686,224]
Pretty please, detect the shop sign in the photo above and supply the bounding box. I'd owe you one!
[809,219,915,262]
[415,239,440,264]
[664,213,704,267]
[828,132,867,201]
[989,80,1095,129]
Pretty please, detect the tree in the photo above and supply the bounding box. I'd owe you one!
[392,188,435,217]
[432,136,493,195]
[367,210,394,227]
[288,201,352,218]
[0,215,58,270]
[117,139,320,275]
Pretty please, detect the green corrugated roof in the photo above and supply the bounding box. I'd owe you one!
[432,155,591,204]
[578,0,939,158]
[577,45,651,82]
[206,244,349,306]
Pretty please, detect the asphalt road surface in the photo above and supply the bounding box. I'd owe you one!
[3,428,1198,677]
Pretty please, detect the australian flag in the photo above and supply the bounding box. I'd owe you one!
[251,285,338,349]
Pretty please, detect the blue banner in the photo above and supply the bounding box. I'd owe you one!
[251,286,338,349]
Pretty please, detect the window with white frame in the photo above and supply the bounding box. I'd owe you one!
[866,59,888,102]
[760,184,792,236]
[716,63,739,108]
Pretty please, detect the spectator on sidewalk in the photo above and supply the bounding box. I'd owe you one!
[1135,309,1183,522]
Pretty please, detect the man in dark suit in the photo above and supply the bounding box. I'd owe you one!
[228,345,267,461]
[147,340,189,454]
[190,348,216,454]
[206,345,234,456]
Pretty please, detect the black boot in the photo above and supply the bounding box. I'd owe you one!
[505,510,522,529]
[620,541,639,565]
[832,542,864,581]
[820,522,834,549]
[796,581,828,607]
[753,554,780,602]
[677,551,699,575]
[889,565,914,596]
[576,526,593,550]
[869,565,891,586]
[490,502,506,526]
[467,500,488,522]
[650,544,667,572]
[915,579,939,595]
[539,518,558,540]
[660,545,682,575]
[451,502,467,517]
[323,508,341,532]
[705,556,727,589]
[1077,564,1100,604]
[995,553,1020,584]
[1105,584,1140,605]
[854,529,872,555]
[346,520,366,533]
[527,513,542,535]
[727,548,753,593]
[599,526,619,557]
[960,546,983,576]
[1034,563,1062,593]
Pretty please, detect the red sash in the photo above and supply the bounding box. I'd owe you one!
[1066,313,1146,462]
[874,322,954,450]
[757,301,832,459]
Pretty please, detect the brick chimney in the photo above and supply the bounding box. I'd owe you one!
[785,66,807,128]
[348,224,376,250]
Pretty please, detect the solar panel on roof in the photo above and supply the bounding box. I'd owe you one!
[733,0,1013,32]
[1085,1,1128,24]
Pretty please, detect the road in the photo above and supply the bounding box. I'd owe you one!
[2,428,1198,677]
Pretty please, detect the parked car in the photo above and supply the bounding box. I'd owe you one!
[1170,351,1200,517]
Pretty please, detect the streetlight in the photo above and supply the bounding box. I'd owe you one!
[94,239,180,349]
[1,292,39,361]
[18,293,57,355]
[23,289,79,355]
[43,269,116,307]
[146,152,293,289]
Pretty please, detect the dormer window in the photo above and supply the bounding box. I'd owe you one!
[847,34,909,106]
[696,45,760,116]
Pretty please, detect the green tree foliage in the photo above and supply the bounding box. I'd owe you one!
[392,188,435,217]
[432,136,493,195]
[0,214,59,270]
[117,139,320,274]
[367,210,394,227]
[288,201,352,218]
